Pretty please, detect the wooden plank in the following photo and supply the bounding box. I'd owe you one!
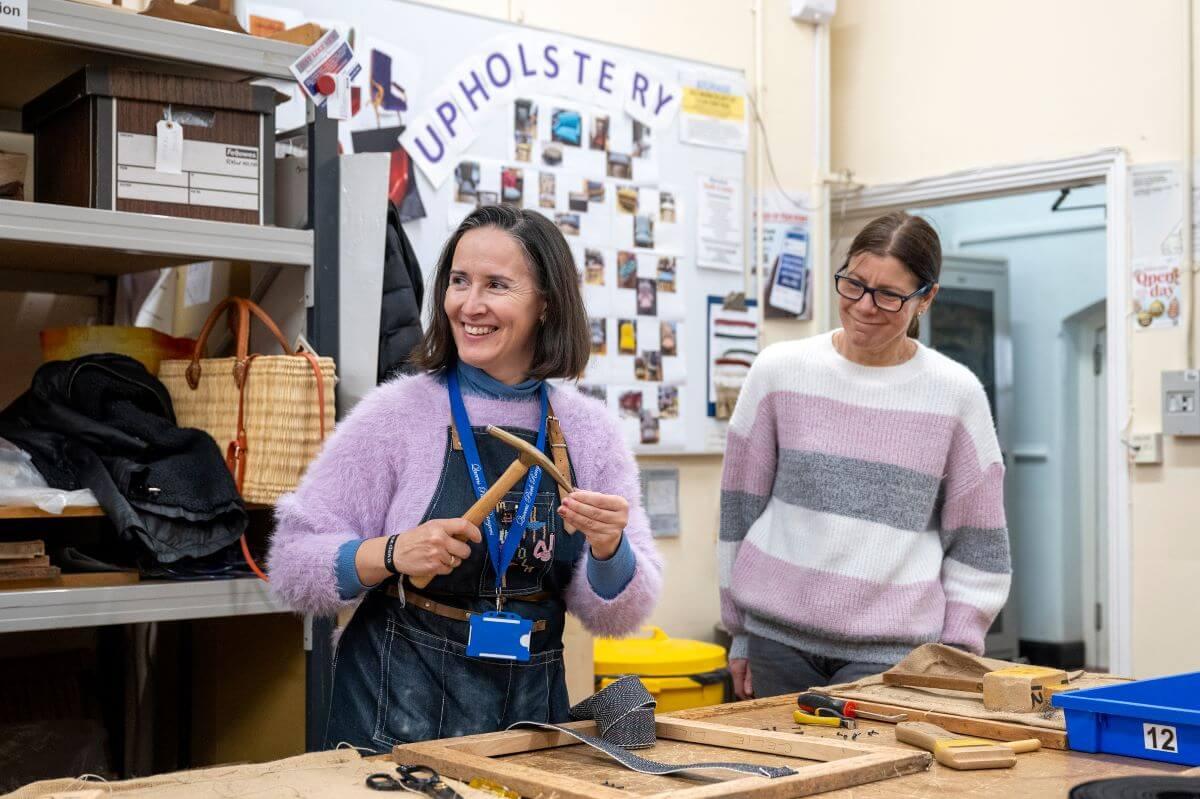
[665,752,930,799]
[0,506,102,519]
[655,718,886,761]
[0,555,50,571]
[0,540,45,558]
[667,693,1071,749]
[825,698,1069,750]
[0,571,139,591]
[0,565,59,581]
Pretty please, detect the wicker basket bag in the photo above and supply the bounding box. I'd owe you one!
[159,297,335,506]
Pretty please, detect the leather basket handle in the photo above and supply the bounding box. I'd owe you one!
[185,297,296,389]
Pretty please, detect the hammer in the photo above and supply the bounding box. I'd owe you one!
[408,425,575,590]
[882,665,1070,713]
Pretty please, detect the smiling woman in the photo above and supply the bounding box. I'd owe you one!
[718,211,1011,701]
[267,204,663,751]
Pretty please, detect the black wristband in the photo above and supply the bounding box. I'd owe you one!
[383,534,400,575]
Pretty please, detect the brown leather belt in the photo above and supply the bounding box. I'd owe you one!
[385,583,551,632]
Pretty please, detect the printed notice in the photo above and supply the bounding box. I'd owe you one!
[679,71,748,152]
[0,0,28,32]
[116,133,260,213]
[697,175,744,272]
[1132,257,1182,330]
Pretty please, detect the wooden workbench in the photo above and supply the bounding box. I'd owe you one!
[647,695,1188,797]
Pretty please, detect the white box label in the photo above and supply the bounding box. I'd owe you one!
[0,0,28,32]
[1143,723,1179,753]
[116,132,260,212]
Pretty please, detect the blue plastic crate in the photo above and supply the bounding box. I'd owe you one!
[1052,671,1200,766]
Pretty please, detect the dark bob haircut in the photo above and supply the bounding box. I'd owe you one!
[412,204,591,381]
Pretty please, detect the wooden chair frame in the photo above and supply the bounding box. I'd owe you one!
[394,717,931,799]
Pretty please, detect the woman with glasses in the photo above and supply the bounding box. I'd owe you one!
[719,211,1010,697]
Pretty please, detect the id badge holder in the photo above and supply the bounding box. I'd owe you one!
[467,611,533,662]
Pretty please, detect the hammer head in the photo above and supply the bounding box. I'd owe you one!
[485,425,574,494]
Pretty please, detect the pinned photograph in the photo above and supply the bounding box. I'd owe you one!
[590,115,610,150]
[618,318,637,354]
[634,215,655,249]
[541,144,563,166]
[501,167,524,207]
[616,186,638,214]
[607,152,633,179]
[637,278,657,316]
[660,191,677,223]
[661,321,678,356]
[657,257,677,292]
[478,191,499,206]
[659,385,679,418]
[580,385,608,404]
[551,108,583,147]
[619,389,643,418]
[634,354,648,381]
[586,180,605,202]
[617,251,638,289]
[539,172,556,208]
[454,161,480,203]
[644,350,662,381]
[590,317,607,355]
[555,213,581,236]
[568,191,589,212]
[640,408,660,444]
[633,120,652,158]
[584,249,605,286]
[514,99,538,162]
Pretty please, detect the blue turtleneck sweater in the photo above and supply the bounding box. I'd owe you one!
[334,362,635,600]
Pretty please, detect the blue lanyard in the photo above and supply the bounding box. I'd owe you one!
[447,368,548,593]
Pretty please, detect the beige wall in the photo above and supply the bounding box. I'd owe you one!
[830,0,1199,677]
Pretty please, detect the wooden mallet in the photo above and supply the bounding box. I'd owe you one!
[408,425,574,590]
[882,664,1070,713]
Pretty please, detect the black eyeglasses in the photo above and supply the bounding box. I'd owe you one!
[835,271,932,313]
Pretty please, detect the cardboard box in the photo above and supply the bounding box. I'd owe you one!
[23,67,277,225]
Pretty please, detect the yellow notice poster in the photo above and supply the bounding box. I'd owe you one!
[679,71,748,152]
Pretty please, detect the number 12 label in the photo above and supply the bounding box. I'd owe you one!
[1143,723,1179,753]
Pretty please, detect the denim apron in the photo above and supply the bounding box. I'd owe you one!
[323,417,583,750]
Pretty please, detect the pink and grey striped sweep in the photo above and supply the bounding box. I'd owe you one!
[718,331,1010,665]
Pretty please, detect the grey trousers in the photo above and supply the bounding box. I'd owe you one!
[748,633,892,697]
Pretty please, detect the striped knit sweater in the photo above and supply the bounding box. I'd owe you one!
[719,331,1011,665]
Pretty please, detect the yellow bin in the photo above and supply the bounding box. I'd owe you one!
[594,626,729,713]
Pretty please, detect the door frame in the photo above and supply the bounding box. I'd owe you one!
[831,148,1132,675]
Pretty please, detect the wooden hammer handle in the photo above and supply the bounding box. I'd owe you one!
[882,671,985,694]
[407,459,530,591]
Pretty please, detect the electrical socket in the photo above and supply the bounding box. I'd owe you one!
[1162,371,1200,436]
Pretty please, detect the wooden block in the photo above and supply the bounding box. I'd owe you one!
[0,540,45,559]
[982,666,1068,712]
[0,565,59,581]
[268,22,326,46]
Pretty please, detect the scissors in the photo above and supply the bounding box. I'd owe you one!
[364,764,464,798]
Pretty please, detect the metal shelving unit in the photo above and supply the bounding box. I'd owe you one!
[0,0,343,752]
[0,578,287,633]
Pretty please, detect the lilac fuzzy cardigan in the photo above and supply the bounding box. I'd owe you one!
[267,373,663,637]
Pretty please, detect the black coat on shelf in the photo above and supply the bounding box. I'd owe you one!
[0,353,246,563]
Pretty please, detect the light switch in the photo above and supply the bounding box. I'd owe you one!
[1130,432,1163,465]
